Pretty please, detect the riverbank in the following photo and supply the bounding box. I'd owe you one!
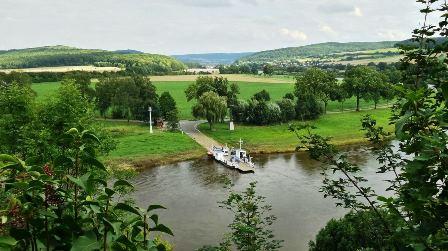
[198,109,393,153]
[100,121,204,169]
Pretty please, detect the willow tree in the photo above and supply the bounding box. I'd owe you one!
[192,91,227,130]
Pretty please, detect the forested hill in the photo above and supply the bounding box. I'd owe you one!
[0,46,186,74]
[238,41,400,63]
[173,52,254,65]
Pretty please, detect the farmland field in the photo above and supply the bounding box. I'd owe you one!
[0,65,121,73]
[149,74,295,83]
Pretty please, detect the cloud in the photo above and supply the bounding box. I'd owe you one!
[352,7,363,17]
[320,25,337,35]
[165,0,233,8]
[377,30,407,40]
[319,3,353,14]
[280,28,308,41]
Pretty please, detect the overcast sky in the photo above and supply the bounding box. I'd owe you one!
[0,0,428,54]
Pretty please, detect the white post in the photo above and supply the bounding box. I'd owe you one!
[239,138,243,149]
[148,106,153,134]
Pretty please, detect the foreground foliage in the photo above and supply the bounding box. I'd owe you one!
[0,128,172,250]
[292,1,448,249]
[199,182,283,251]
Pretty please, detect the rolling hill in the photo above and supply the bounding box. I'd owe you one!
[0,46,186,74]
[173,52,254,65]
[238,41,402,64]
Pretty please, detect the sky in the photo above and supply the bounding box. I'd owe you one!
[0,0,428,54]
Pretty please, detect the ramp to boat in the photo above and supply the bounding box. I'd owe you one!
[179,120,220,150]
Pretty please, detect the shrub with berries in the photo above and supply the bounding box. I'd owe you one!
[0,128,173,251]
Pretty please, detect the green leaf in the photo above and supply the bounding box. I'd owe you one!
[0,236,17,247]
[67,128,79,136]
[149,214,158,225]
[84,158,106,171]
[114,203,142,217]
[0,154,19,163]
[82,131,100,143]
[105,188,115,197]
[70,232,100,251]
[91,179,107,187]
[395,112,412,139]
[147,205,166,212]
[67,174,88,191]
[150,224,174,236]
[113,180,133,189]
[103,218,121,235]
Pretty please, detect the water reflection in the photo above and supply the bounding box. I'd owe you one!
[131,146,391,251]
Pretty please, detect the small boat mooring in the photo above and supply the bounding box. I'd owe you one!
[207,138,255,173]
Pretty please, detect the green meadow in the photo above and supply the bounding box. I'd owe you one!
[99,120,203,167]
[198,108,393,153]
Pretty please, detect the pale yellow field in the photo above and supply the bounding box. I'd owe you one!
[335,55,403,65]
[0,65,122,73]
[149,74,295,83]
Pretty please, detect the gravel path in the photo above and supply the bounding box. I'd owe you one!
[179,120,221,150]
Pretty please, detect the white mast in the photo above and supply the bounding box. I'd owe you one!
[148,106,153,134]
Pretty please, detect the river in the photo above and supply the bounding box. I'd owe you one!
[131,145,393,251]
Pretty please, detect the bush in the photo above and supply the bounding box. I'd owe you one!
[230,99,249,123]
[247,100,281,125]
[166,109,180,131]
[295,93,323,120]
[277,98,296,122]
[309,210,403,251]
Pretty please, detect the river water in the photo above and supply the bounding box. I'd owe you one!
[131,146,393,251]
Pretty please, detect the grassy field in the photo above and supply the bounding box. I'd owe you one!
[31,79,392,119]
[99,120,204,168]
[198,109,393,153]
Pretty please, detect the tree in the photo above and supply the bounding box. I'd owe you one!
[342,66,384,111]
[309,210,402,251]
[252,89,271,102]
[95,78,116,117]
[0,82,35,156]
[165,109,180,131]
[185,76,216,101]
[227,83,240,108]
[39,80,95,137]
[159,91,177,119]
[230,99,249,123]
[277,98,296,122]
[294,68,337,113]
[201,182,283,251]
[64,72,94,99]
[283,93,295,100]
[95,77,159,121]
[192,91,227,130]
[263,64,274,75]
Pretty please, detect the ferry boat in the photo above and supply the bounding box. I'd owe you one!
[207,139,255,173]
